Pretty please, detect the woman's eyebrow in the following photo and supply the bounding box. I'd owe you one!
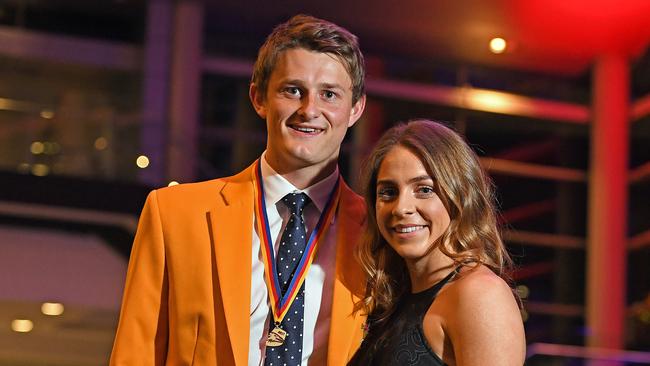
[376,175,432,186]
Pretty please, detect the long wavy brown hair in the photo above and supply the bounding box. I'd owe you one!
[355,119,514,322]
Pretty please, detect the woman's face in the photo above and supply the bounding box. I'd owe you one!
[375,145,451,263]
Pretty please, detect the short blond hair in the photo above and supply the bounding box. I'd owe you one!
[251,14,365,104]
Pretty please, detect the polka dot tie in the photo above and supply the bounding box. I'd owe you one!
[264,192,310,366]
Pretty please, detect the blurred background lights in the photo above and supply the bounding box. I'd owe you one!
[521,309,529,322]
[41,302,64,316]
[31,164,50,177]
[94,137,108,151]
[168,181,179,186]
[136,155,150,169]
[465,89,514,113]
[11,319,34,333]
[30,141,45,155]
[516,285,530,299]
[489,37,507,54]
[39,109,55,119]
[43,142,61,155]
[17,163,30,174]
[640,310,650,324]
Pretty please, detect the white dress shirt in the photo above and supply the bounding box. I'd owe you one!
[249,154,339,366]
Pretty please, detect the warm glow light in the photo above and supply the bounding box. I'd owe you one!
[30,141,45,155]
[516,285,530,299]
[641,311,650,324]
[136,155,150,169]
[94,137,108,151]
[41,302,64,316]
[465,89,514,113]
[40,110,55,119]
[0,98,10,110]
[489,37,507,54]
[17,163,30,173]
[31,164,50,176]
[43,142,61,155]
[168,181,180,187]
[521,309,529,322]
[11,319,34,333]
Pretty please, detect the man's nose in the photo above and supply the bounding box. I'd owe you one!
[298,93,321,120]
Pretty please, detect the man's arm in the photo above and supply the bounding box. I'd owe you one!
[110,190,169,365]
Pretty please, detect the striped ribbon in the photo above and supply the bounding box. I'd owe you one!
[253,159,341,322]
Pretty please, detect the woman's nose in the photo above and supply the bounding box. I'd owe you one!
[392,193,415,216]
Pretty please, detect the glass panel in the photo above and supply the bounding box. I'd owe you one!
[0,55,141,182]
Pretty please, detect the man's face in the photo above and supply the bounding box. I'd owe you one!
[250,48,365,174]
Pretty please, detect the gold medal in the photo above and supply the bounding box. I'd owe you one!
[254,160,341,347]
[266,325,287,347]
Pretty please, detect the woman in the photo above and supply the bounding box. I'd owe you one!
[349,120,525,365]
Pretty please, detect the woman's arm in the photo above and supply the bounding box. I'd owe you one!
[443,267,526,366]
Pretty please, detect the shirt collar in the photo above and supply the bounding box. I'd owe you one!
[260,152,339,213]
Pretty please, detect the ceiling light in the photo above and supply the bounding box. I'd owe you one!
[41,302,65,316]
[30,141,45,155]
[489,37,507,54]
[11,319,34,333]
[31,164,50,176]
[94,137,108,151]
[40,110,55,119]
[136,155,150,169]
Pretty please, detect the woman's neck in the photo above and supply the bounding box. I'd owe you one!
[406,249,456,293]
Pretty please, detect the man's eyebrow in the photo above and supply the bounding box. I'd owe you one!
[280,79,305,86]
[277,79,348,91]
[319,82,346,90]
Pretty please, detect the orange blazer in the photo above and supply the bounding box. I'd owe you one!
[110,163,368,365]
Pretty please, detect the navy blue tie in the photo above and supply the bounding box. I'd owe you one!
[265,192,310,366]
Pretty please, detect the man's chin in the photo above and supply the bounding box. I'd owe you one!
[288,154,319,168]
[288,147,316,161]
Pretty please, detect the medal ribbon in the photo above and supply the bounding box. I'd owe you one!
[253,159,341,323]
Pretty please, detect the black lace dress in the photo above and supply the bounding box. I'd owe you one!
[348,270,457,366]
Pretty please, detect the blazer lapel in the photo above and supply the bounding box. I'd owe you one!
[327,183,367,365]
[209,166,255,366]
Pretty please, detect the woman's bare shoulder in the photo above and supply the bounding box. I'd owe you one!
[437,264,526,365]
[451,265,512,298]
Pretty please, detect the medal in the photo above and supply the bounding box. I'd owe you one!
[253,159,341,344]
[266,325,288,347]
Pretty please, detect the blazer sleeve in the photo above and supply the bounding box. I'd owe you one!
[110,190,169,365]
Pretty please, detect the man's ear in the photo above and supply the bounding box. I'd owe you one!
[347,94,367,127]
[249,83,267,118]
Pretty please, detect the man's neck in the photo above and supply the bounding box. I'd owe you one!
[264,155,338,190]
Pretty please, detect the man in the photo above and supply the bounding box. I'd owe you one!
[110,14,367,366]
